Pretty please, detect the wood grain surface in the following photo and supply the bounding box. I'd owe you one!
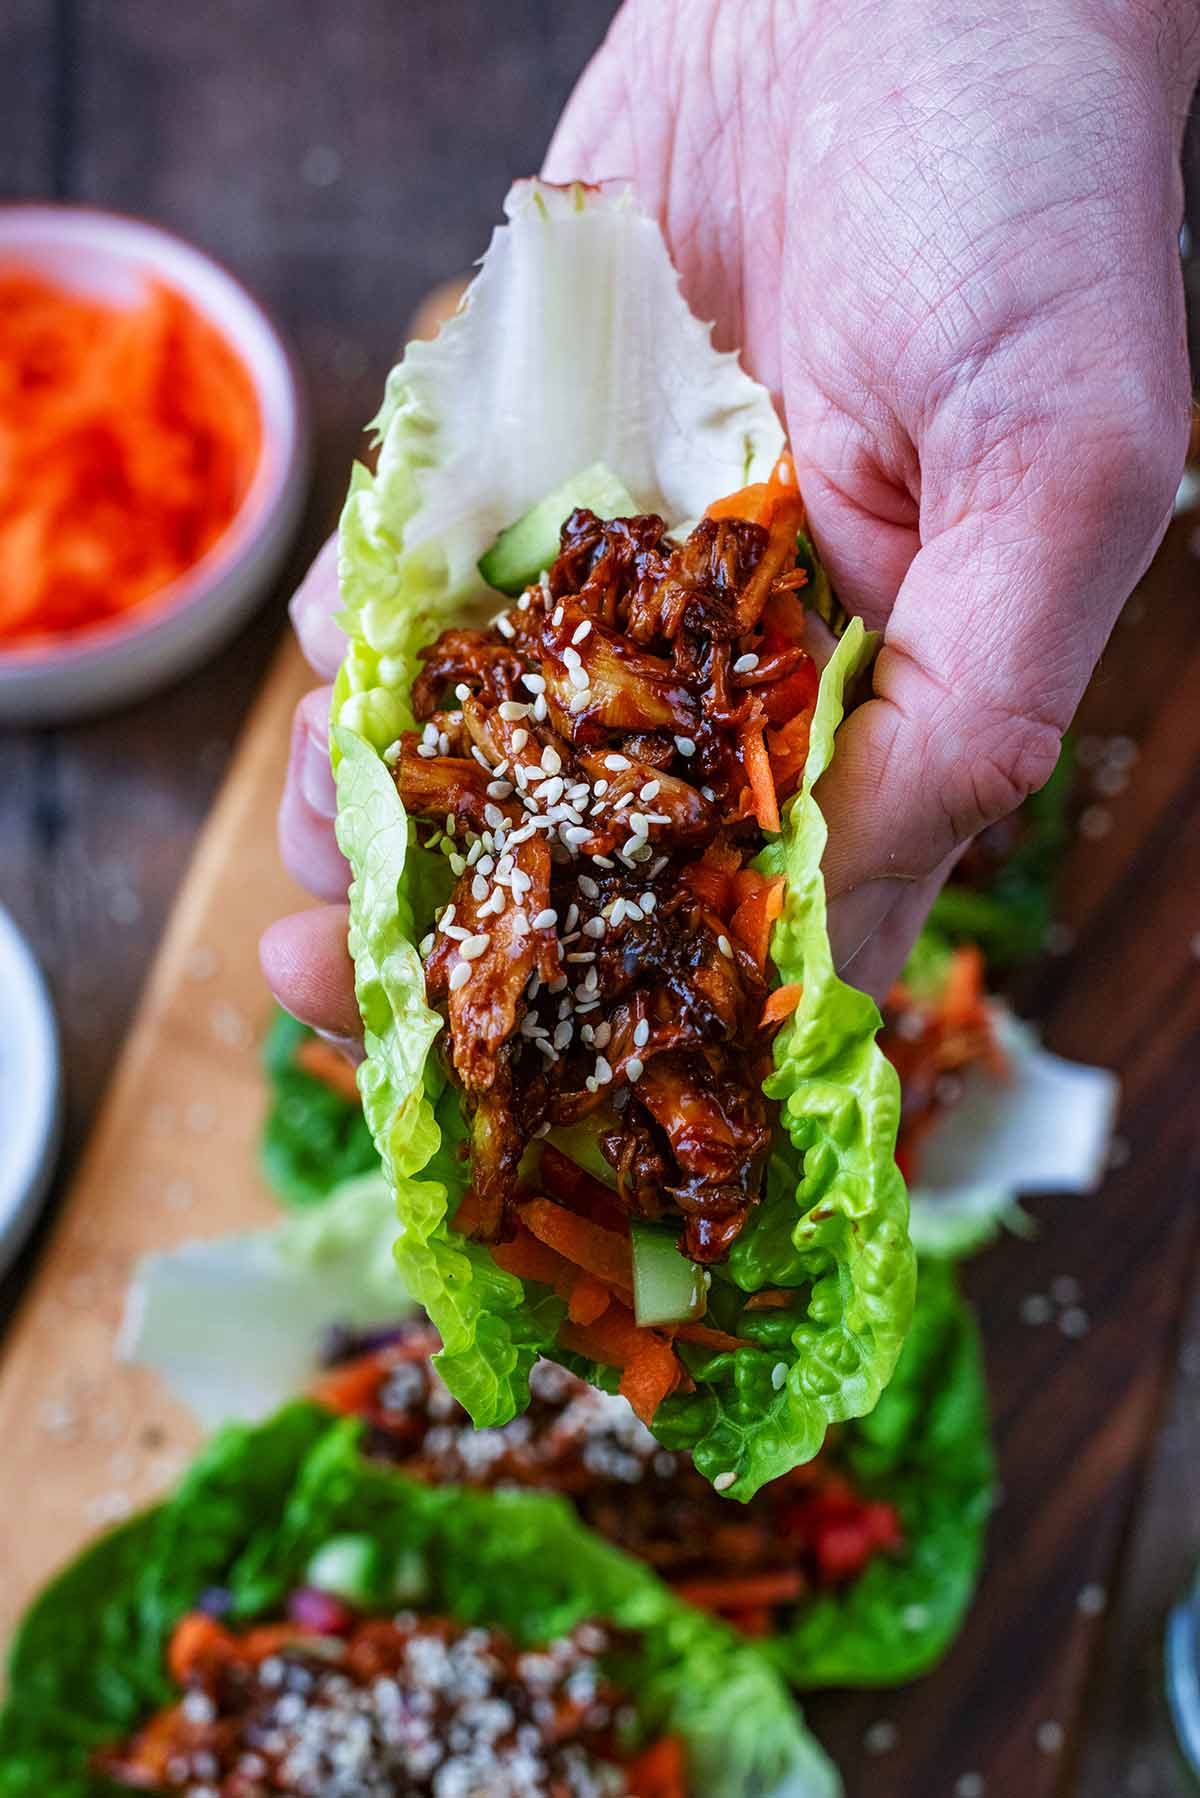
[0,638,311,1616]
[1,6,1199,1796]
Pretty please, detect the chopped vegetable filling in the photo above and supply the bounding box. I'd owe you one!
[313,1324,902,1638]
[396,483,818,1267]
[96,1605,678,1797]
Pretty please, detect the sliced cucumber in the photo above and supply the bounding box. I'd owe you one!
[306,1534,383,1605]
[631,1221,706,1327]
[478,461,638,595]
[307,1534,430,1607]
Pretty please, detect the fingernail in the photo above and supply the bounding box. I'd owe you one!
[826,877,909,973]
[315,1027,364,1067]
[298,719,337,820]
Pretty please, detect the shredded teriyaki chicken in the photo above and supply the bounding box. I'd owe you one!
[392,492,818,1264]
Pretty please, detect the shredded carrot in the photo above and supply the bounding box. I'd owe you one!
[567,1273,612,1326]
[941,943,987,1031]
[491,1228,587,1303]
[705,480,772,525]
[520,1197,634,1298]
[760,982,804,1029]
[618,1337,684,1426]
[295,1035,361,1104]
[744,1288,793,1310]
[739,709,781,834]
[670,1320,747,1352]
[625,1735,688,1798]
[238,1624,306,1664]
[0,271,261,645]
[671,1570,807,1613]
[762,583,809,642]
[168,1614,232,1683]
[730,872,785,970]
[765,711,813,801]
[310,1351,391,1417]
[449,1186,489,1238]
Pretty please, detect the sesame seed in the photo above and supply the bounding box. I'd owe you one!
[771,1361,788,1389]
[455,682,471,700]
[592,854,614,869]
[449,962,472,992]
[533,694,548,721]
[585,1075,599,1093]
[567,952,596,964]
[1035,1721,1065,1755]
[640,892,656,912]
[511,913,530,935]
[568,690,591,713]
[541,745,561,774]
[552,605,564,625]
[626,1056,644,1083]
[539,776,565,805]
[483,803,504,830]
[1077,1582,1107,1616]
[674,735,696,756]
[479,889,506,918]
[954,1775,985,1798]
[448,852,466,875]
[623,899,643,920]
[579,876,600,899]
[584,968,599,994]
[419,932,435,956]
[510,727,529,750]
[565,824,591,847]
[633,1019,650,1047]
[511,869,533,895]
[610,898,627,926]
[713,1471,737,1492]
[460,933,491,960]
[605,754,630,771]
[477,855,494,877]
[499,700,529,721]
[701,785,716,801]
[532,908,557,930]
[718,934,733,958]
[471,745,491,770]
[439,904,457,928]
[583,916,606,938]
[569,664,590,690]
[495,613,515,639]
[563,645,582,669]
[445,813,457,834]
[438,732,451,755]
[595,1056,613,1084]
[487,780,514,799]
[417,742,437,758]
[466,840,483,866]
[548,975,568,993]
[639,781,660,802]
[522,672,546,694]
[593,779,609,797]
[863,1721,898,1756]
[553,1021,573,1050]
[592,1022,611,1049]
[572,620,593,644]
[535,1037,556,1058]
[733,652,759,674]
[471,874,489,901]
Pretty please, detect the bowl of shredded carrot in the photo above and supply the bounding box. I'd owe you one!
[0,206,308,722]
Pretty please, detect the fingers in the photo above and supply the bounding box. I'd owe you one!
[289,535,344,680]
[260,904,362,1044]
[278,686,350,903]
[834,865,955,1004]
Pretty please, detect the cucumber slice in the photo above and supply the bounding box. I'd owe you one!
[631,1222,706,1327]
[306,1533,383,1604]
[306,1534,430,1606]
[478,461,638,595]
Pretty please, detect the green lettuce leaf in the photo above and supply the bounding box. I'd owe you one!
[0,1408,839,1798]
[119,1172,416,1426]
[333,178,914,1497]
[259,1008,377,1206]
[769,1259,994,1687]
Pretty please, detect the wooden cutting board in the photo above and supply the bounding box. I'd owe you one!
[0,638,314,1634]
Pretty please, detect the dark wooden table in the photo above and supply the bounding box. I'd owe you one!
[2,7,1198,1794]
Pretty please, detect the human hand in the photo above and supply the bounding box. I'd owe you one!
[263,0,1197,1033]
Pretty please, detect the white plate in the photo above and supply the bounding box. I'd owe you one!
[0,906,62,1278]
[0,205,309,723]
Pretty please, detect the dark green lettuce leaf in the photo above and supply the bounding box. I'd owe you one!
[769,1259,994,1687]
[0,1407,839,1798]
[260,1007,377,1207]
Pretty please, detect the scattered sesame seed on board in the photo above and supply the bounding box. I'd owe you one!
[1035,1721,1065,1755]
[862,1720,898,1756]
[713,1470,736,1492]
[1077,1582,1107,1616]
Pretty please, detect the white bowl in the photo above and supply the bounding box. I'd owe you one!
[0,905,61,1278]
[0,206,309,724]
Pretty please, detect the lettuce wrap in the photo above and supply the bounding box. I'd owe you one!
[0,1406,839,1798]
[124,1182,993,1690]
[330,178,914,1499]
